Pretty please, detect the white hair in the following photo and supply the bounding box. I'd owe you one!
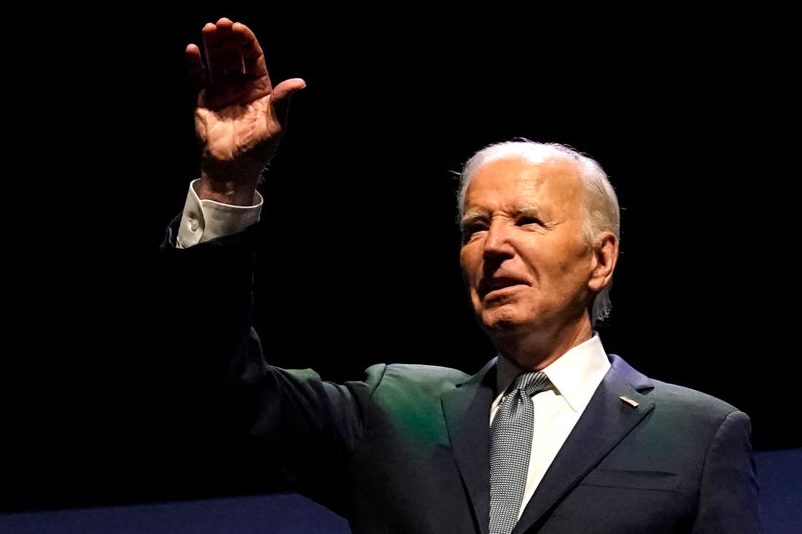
[457,139,620,325]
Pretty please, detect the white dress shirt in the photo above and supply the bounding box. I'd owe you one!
[177,180,612,521]
[491,334,611,519]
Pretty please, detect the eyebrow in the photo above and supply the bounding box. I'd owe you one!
[460,210,487,229]
[460,205,541,228]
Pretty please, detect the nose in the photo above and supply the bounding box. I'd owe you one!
[483,218,515,261]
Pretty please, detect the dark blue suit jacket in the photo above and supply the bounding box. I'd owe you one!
[249,354,760,533]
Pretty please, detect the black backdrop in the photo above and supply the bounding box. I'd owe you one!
[3,5,798,513]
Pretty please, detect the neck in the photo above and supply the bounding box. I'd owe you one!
[490,317,594,370]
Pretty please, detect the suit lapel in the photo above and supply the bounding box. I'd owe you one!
[441,358,497,534]
[514,355,656,533]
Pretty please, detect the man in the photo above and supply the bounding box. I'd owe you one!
[167,17,760,533]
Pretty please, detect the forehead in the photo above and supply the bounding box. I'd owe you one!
[463,156,583,210]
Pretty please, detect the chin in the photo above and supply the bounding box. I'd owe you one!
[479,309,527,333]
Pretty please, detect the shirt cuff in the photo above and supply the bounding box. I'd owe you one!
[176,179,263,249]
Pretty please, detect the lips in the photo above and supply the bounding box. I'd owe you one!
[479,275,528,297]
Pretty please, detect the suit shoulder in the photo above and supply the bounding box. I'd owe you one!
[355,364,472,418]
[649,379,745,420]
[372,363,471,392]
[611,354,745,419]
[386,363,471,382]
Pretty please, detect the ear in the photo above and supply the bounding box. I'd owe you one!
[588,231,618,292]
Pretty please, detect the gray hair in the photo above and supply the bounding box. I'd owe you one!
[457,139,620,325]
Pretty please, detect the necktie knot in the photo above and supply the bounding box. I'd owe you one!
[511,371,551,398]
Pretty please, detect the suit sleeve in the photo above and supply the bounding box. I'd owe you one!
[692,410,761,533]
[237,361,385,516]
[155,217,378,517]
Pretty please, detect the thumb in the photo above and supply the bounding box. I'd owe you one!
[271,78,307,125]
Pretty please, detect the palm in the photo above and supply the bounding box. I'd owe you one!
[200,69,271,112]
[186,19,304,174]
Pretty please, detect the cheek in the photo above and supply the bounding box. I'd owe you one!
[459,249,478,284]
[540,237,592,274]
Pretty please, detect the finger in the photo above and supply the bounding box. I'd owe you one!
[185,43,207,92]
[271,78,307,124]
[215,17,243,75]
[232,22,269,83]
[201,22,225,82]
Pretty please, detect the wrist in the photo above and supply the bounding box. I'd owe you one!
[195,175,259,206]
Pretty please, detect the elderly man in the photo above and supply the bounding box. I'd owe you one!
[166,17,759,534]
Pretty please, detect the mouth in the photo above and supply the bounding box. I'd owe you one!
[478,276,528,298]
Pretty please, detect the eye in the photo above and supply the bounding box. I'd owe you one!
[516,215,543,228]
[461,221,488,242]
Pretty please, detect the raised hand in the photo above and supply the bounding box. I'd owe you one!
[186,18,305,204]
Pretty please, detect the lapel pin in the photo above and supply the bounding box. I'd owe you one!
[619,395,639,408]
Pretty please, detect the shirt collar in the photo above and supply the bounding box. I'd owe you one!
[496,333,611,412]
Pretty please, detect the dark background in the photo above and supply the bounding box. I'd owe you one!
[3,5,798,513]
